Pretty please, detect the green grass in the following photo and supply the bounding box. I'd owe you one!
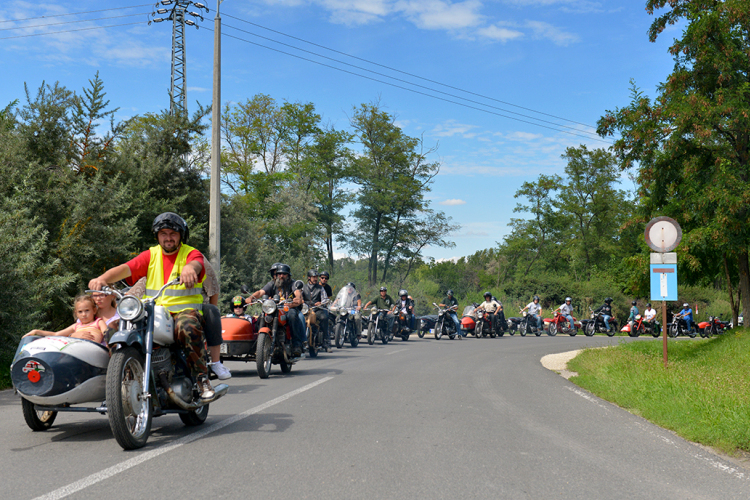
[568,329,750,455]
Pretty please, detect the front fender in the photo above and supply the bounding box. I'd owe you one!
[108,329,145,352]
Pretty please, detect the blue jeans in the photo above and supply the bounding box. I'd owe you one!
[448,311,461,334]
[531,313,542,329]
[603,314,611,330]
[287,308,306,347]
[685,318,693,332]
[565,315,575,330]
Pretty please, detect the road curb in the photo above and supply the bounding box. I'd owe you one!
[540,349,581,379]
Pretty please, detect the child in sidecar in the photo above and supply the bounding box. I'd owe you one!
[25,294,107,344]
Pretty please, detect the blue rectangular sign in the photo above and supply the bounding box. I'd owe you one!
[650,264,678,301]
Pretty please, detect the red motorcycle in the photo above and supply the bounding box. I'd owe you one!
[626,315,661,338]
[547,311,580,336]
[696,316,731,337]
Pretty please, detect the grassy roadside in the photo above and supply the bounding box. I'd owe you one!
[567,330,750,455]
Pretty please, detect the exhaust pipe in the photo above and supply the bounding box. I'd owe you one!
[158,373,229,410]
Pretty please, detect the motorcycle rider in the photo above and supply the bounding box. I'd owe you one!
[364,286,396,334]
[554,297,576,333]
[226,295,252,320]
[88,212,215,399]
[319,271,333,298]
[475,292,502,333]
[677,302,694,333]
[644,303,658,331]
[247,263,306,357]
[628,300,639,333]
[395,289,416,331]
[303,269,330,350]
[594,297,615,332]
[521,295,543,331]
[439,290,461,335]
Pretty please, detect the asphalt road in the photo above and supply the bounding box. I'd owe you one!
[3,334,749,500]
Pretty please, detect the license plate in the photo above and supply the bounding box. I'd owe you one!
[220,343,228,354]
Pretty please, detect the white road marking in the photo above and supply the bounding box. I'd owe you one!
[385,349,407,356]
[34,376,334,500]
[565,386,610,412]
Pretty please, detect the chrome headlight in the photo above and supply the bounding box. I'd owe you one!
[301,303,309,315]
[477,310,484,318]
[340,310,347,316]
[262,299,277,315]
[118,296,143,321]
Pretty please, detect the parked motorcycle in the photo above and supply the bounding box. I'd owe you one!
[696,316,730,337]
[330,284,361,348]
[547,311,580,336]
[417,315,437,338]
[433,303,459,340]
[475,308,499,338]
[582,307,618,337]
[393,308,412,341]
[518,310,543,336]
[367,308,391,345]
[668,313,696,338]
[625,315,661,338]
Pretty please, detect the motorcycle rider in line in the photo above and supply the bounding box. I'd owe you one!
[396,289,416,331]
[246,263,306,357]
[628,300,639,333]
[88,212,215,399]
[475,292,502,333]
[554,297,577,334]
[644,303,658,331]
[439,290,461,336]
[364,286,396,333]
[303,269,330,351]
[319,271,333,299]
[594,297,615,332]
[521,295,543,331]
[677,302,694,333]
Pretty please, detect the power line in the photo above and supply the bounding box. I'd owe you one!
[0,13,149,32]
[0,22,146,40]
[221,12,596,131]
[221,21,602,140]
[0,4,152,24]
[207,26,610,144]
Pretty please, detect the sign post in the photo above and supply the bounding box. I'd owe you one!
[645,217,682,368]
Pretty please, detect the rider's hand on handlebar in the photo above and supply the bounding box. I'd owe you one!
[88,277,108,291]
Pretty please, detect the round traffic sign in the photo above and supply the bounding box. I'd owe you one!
[645,216,682,252]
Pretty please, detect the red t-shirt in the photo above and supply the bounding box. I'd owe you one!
[126,246,205,285]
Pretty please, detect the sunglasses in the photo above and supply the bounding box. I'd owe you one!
[320,277,328,280]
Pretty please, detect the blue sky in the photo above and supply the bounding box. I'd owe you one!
[1,1,680,261]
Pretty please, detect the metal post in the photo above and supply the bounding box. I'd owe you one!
[208,0,222,276]
[662,300,667,368]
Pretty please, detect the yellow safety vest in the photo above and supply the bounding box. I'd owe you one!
[143,243,205,313]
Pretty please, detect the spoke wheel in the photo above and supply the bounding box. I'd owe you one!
[435,319,443,340]
[584,322,595,337]
[256,332,274,378]
[335,322,345,348]
[107,347,152,450]
[548,323,557,336]
[368,321,375,345]
[21,398,57,431]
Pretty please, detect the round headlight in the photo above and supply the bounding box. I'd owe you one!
[340,310,347,316]
[262,299,277,315]
[118,296,143,321]
[301,303,309,315]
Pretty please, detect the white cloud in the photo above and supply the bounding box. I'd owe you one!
[440,198,466,205]
[397,0,484,30]
[525,20,579,46]
[431,120,478,137]
[477,24,524,42]
[187,86,210,92]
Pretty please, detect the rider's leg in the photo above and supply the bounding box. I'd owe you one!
[603,314,611,330]
[174,309,213,398]
[201,303,231,379]
[450,311,461,332]
[287,308,305,355]
[566,314,575,331]
[316,309,329,347]
[535,314,542,330]
[386,312,395,333]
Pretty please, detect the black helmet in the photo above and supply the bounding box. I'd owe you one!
[533,295,539,301]
[647,303,651,308]
[347,282,356,289]
[604,297,613,304]
[307,269,319,278]
[276,263,291,276]
[631,300,637,306]
[565,297,571,302]
[484,291,492,298]
[447,289,454,296]
[380,286,387,292]
[399,289,408,297]
[152,212,189,243]
[320,271,330,278]
[269,262,282,278]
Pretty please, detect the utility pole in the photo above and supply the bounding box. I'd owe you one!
[149,0,209,115]
[208,0,223,276]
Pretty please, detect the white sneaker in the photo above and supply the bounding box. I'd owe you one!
[210,361,232,380]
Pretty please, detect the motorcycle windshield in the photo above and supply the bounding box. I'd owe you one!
[462,305,476,317]
[332,285,358,309]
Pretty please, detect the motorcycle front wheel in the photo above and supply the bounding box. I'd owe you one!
[418,320,425,338]
[21,397,57,431]
[308,328,318,358]
[628,326,638,338]
[668,324,678,338]
[435,319,443,340]
[335,323,345,348]
[548,323,557,336]
[476,321,483,338]
[368,321,375,345]
[584,323,595,337]
[256,332,273,379]
[107,347,152,450]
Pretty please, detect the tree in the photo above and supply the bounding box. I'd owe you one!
[597,1,750,322]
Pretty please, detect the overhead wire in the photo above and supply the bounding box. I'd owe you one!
[204,25,610,144]
[0,13,150,32]
[221,12,596,131]
[0,4,153,24]
[220,21,603,141]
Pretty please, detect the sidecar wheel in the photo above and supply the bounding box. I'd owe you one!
[107,347,152,450]
[180,404,209,426]
[21,398,57,431]
[256,333,273,379]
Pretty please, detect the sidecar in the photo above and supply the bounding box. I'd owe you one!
[11,336,110,430]
[220,316,258,361]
